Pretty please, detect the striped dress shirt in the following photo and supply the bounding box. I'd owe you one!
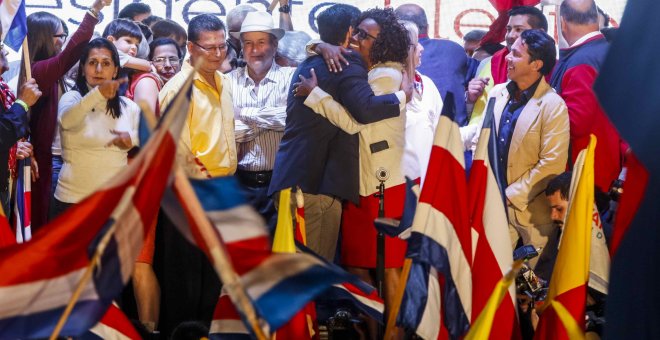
[229,62,295,171]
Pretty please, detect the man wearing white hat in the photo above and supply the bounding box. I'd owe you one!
[228,11,295,232]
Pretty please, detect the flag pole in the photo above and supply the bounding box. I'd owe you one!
[21,37,31,80]
[384,258,411,339]
[172,168,269,340]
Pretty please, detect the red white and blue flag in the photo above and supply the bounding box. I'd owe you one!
[159,176,371,338]
[12,157,31,243]
[0,0,27,51]
[81,304,141,340]
[468,99,517,339]
[397,93,472,339]
[0,72,192,338]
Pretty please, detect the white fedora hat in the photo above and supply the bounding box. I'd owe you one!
[230,11,285,40]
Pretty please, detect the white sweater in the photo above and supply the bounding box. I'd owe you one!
[55,87,140,203]
[304,62,408,196]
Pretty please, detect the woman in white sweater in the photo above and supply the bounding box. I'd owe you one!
[51,38,139,217]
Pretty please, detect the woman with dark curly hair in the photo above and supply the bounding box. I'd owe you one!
[295,7,411,327]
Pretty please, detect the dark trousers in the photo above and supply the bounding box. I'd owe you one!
[236,171,277,235]
[154,211,221,337]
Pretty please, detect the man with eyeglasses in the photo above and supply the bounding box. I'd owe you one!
[226,11,294,232]
[159,14,236,179]
[157,14,233,333]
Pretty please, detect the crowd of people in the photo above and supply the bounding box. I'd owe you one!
[0,0,626,338]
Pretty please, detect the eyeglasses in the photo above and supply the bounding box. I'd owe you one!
[152,56,181,66]
[53,33,68,40]
[192,41,227,54]
[354,28,378,41]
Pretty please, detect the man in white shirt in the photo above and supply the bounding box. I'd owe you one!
[228,11,295,231]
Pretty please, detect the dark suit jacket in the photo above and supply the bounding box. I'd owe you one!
[417,37,468,126]
[269,52,402,203]
[1,102,28,193]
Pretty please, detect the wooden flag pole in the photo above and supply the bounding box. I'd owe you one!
[384,258,412,339]
[21,37,31,80]
[48,196,130,340]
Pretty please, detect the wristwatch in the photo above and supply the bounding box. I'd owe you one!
[279,4,291,13]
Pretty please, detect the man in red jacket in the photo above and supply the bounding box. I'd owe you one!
[550,0,628,208]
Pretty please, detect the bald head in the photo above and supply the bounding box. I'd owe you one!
[561,0,598,25]
[560,0,599,46]
[394,4,428,35]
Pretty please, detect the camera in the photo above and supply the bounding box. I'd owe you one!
[513,245,548,302]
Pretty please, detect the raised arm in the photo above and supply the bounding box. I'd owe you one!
[31,0,108,92]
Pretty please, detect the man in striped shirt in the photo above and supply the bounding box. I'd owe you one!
[228,11,295,231]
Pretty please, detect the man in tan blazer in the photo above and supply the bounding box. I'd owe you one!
[482,29,569,265]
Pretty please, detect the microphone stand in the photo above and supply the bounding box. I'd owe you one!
[374,175,387,339]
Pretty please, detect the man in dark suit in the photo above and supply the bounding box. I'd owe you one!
[395,3,468,127]
[269,4,411,261]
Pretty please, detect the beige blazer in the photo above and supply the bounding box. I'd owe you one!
[490,78,570,234]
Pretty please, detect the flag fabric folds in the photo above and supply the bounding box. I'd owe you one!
[0,71,191,338]
[164,177,367,336]
[465,261,522,340]
[81,304,141,340]
[0,0,26,51]
[534,135,596,340]
[397,92,472,339]
[11,157,31,243]
[374,177,419,238]
[468,99,516,339]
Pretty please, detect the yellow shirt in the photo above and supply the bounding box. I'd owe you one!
[159,61,237,177]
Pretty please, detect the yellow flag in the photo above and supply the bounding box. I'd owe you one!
[465,260,523,340]
[535,135,596,340]
[272,188,296,254]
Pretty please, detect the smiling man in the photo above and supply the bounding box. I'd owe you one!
[227,11,294,232]
[478,29,569,268]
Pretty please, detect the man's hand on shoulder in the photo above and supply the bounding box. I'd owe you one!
[314,43,352,73]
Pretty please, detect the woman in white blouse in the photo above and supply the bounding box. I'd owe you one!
[51,38,139,217]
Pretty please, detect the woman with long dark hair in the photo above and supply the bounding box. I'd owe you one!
[51,38,139,216]
[22,0,110,231]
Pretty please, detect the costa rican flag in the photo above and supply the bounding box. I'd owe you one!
[0,0,26,51]
[397,92,472,339]
[0,72,192,338]
[468,99,516,339]
[12,157,31,243]
[81,304,141,340]
[161,176,368,337]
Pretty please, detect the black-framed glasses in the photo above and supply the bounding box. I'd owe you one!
[192,41,227,54]
[53,33,68,40]
[354,28,377,41]
[152,56,181,66]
